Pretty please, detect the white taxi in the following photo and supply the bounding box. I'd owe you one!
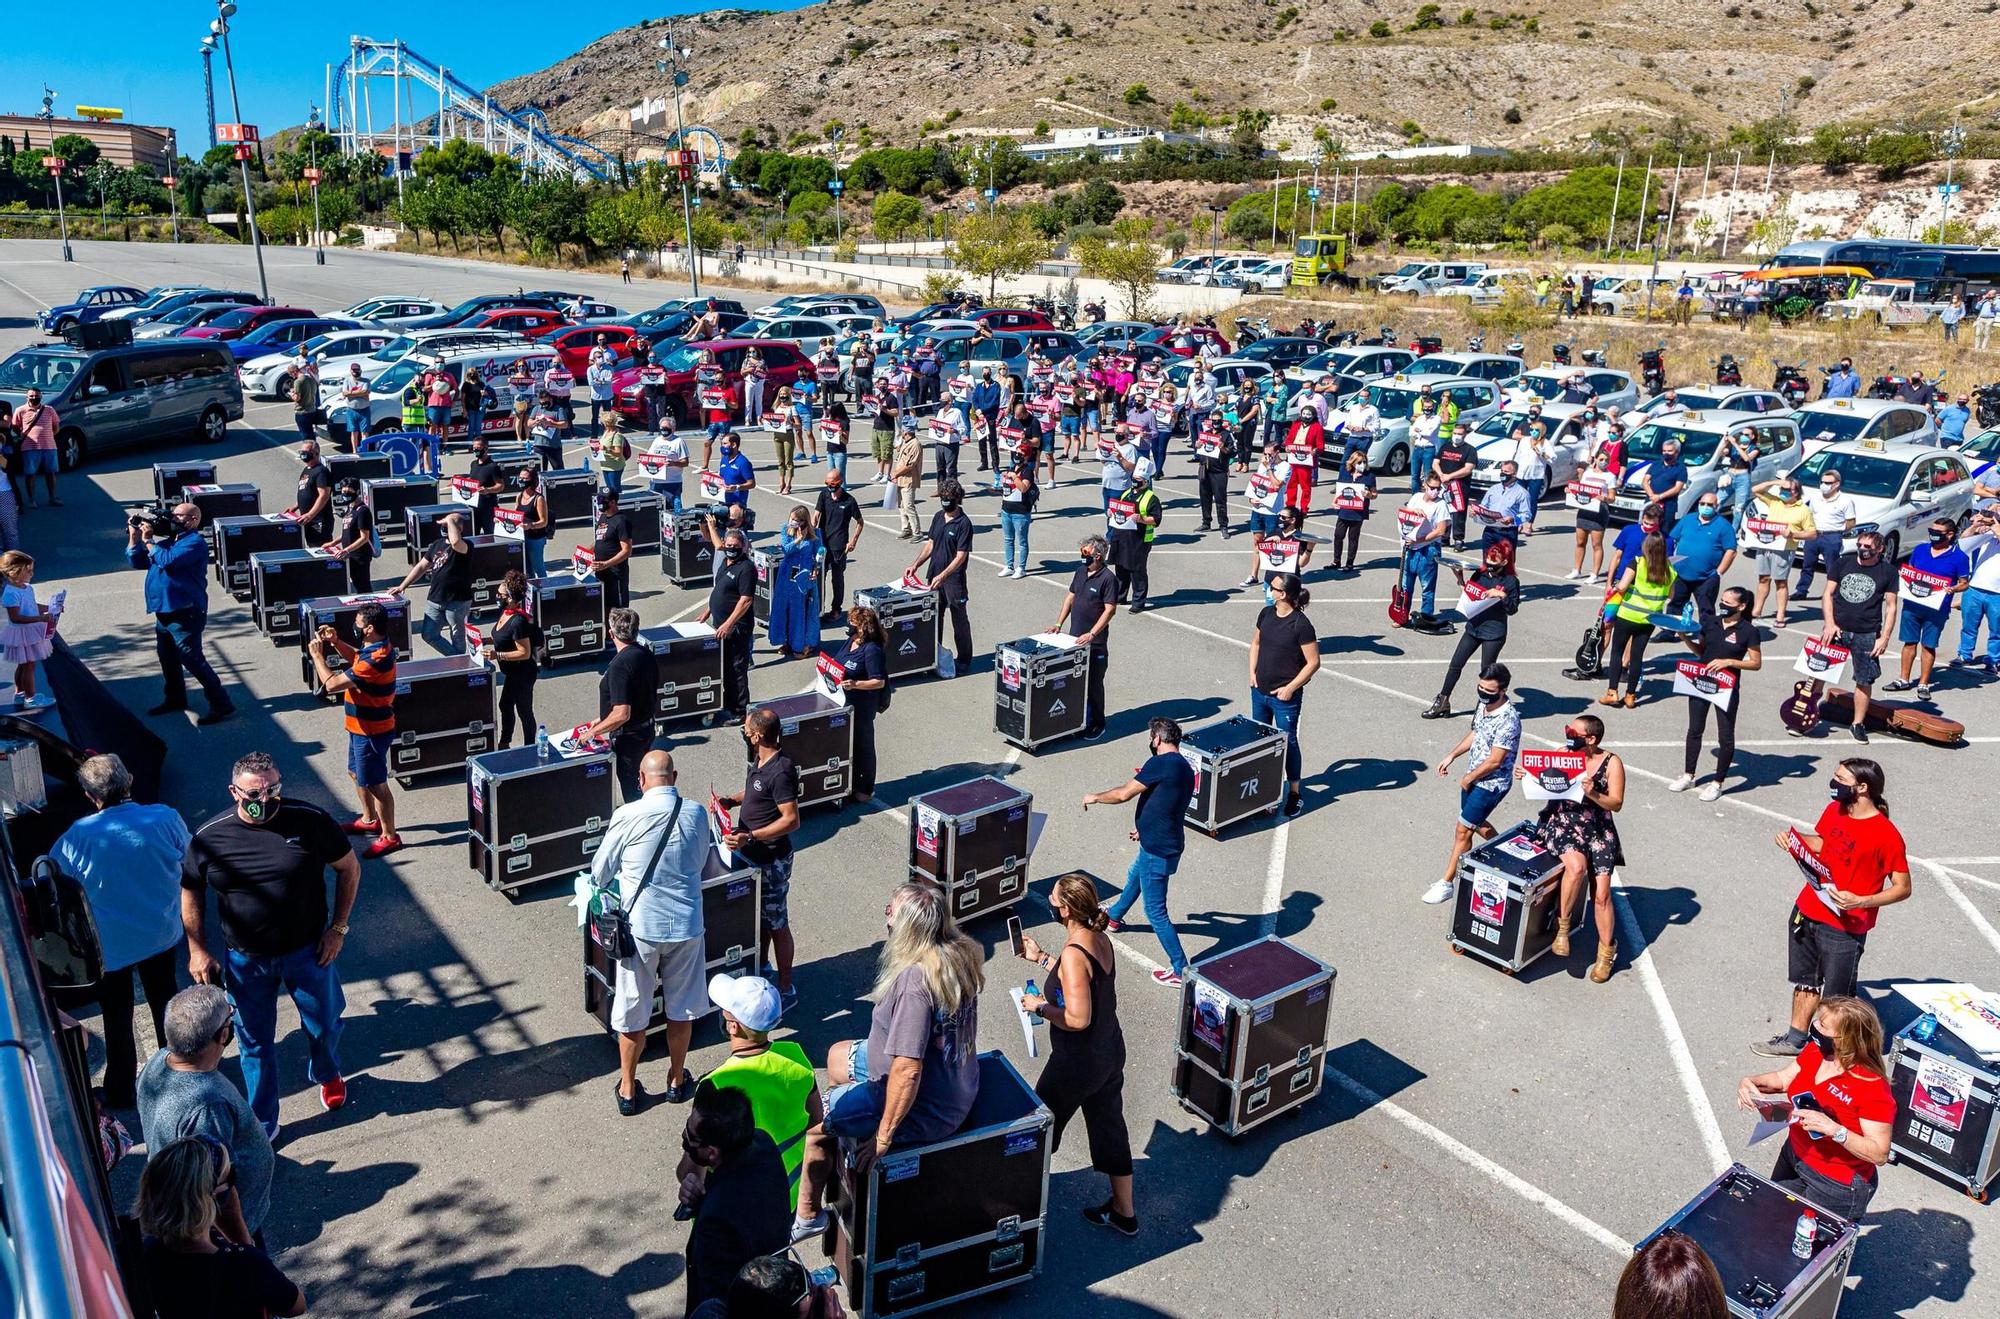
[1464,402,1603,503]
[1791,398,1937,458]
[1789,438,1978,560]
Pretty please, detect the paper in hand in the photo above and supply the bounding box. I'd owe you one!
[1008,987,1040,1059]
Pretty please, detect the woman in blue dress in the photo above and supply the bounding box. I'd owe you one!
[767,506,824,658]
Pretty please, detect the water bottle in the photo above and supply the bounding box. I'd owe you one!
[1791,1209,1817,1260]
[535,724,551,760]
[809,1266,840,1289]
[1915,1011,1939,1044]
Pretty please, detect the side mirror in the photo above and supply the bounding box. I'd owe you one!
[86,384,108,397]
[21,857,104,990]
[1909,488,1935,507]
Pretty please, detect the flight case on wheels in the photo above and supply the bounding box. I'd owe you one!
[389,655,497,779]
[823,1051,1050,1319]
[582,847,762,1032]
[752,545,828,624]
[616,489,665,553]
[467,744,615,893]
[250,549,350,641]
[543,468,598,530]
[1887,1014,2000,1202]
[1180,715,1287,834]
[527,573,606,664]
[994,636,1089,751]
[403,503,462,565]
[362,477,439,547]
[748,693,852,807]
[324,452,393,491]
[297,595,411,697]
[907,777,1033,922]
[1448,820,1564,974]
[662,503,722,587]
[214,515,305,595]
[153,461,216,501]
[1171,935,1335,1137]
[1639,1163,1858,1319]
[185,485,262,554]
[639,622,724,724]
[856,585,938,680]
[464,536,526,612]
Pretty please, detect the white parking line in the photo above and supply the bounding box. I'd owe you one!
[1613,886,1732,1173]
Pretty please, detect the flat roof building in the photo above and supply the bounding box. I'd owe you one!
[0,115,173,174]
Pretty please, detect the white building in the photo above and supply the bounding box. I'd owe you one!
[1017,126,1205,162]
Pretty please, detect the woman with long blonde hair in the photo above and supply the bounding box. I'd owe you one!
[1737,995,1894,1222]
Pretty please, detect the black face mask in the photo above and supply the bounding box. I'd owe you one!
[1477,686,1503,705]
[1564,734,1587,752]
[1807,1025,1837,1058]
[1932,531,1954,547]
[725,544,746,559]
[941,498,960,511]
[1829,779,1858,805]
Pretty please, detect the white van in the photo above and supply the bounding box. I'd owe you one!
[1379,261,1487,295]
[360,344,558,438]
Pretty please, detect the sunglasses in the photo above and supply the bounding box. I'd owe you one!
[231,782,282,801]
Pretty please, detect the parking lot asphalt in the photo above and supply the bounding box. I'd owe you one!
[5,240,1998,1318]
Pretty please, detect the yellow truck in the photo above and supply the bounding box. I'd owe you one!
[1289,234,1351,287]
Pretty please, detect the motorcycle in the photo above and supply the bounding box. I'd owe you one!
[1712,354,1743,386]
[1974,383,2000,428]
[1411,335,1444,357]
[1083,300,1106,324]
[1466,334,1486,353]
[1551,336,1576,366]
[1773,361,1810,408]
[1868,370,1908,401]
[1235,316,1274,346]
[1580,343,1609,368]
[1502,336,1525,361]
[1637,343,1666,397]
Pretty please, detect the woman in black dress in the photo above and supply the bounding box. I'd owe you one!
[832,605,888,802]
[1018,871,1135,1236]
[490,569,540,747]
[139,1138,307,1319]
[1530,713,1627,984]
[1423,537,1522,718]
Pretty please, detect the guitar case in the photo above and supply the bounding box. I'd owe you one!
[1816,688,1965,747]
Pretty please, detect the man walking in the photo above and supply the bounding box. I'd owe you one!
[698,525,758,719]
[1423,663,1519,907]
[584,608,661,802]
[52,754,189,1108]
[720,709,803,1009]
[1975,291,1997,351]
[594,750,711,1114]
[307,602,402,858]
[908,478,973,674]
[1089,717,1197,988]
[182,752,359,1137]
[135,985,275,1240]
[1055,535,1118,739]
[127,502,234,723]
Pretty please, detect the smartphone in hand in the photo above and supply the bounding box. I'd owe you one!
[1007,916,1024,959]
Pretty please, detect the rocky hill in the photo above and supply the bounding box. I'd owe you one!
[486,1,1998,156]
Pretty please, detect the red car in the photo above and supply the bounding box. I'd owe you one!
[462,307,570,336]
[1138,324,1232,357]
[182,305,315,341]
[610,338,812,430]
[542,323,640,376]
[965,307,1054,332]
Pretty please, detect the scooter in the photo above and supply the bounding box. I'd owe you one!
[1637,343,1667,396]
[1234,316,1273,346]
[1976,383,2000,428]
[1773,361,1810,407]
[1868,370,1909,401]
[1082,300,1106,324]
[1712,354,1743,386]
[1580,343,1609,368]
[1466,334,1486,353]
[1551,336,1576,366]
[1411,335,1444,357]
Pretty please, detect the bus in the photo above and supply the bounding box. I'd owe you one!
[1882,246,2000,304]
[1771,238,1940,272]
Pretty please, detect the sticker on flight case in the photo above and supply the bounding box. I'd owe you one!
[914,804,941,857]
[1190,981,1229,1051]
[1469,872,1507,924]
[882,1156,920,1183]
[1004,1131,1039,1156]
[1910,1055,1973,1132]
[1179,746,1203,795]
[1253,1004,1275,1024]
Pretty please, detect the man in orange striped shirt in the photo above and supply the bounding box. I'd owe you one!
[307,603,403,858]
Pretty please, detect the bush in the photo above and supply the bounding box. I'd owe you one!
[1369,19,1393,36]
[1502,107,1522,125]
[1537,222,1581,249]
[1124,83,1152,106]
[1408,4,1446,30]
[1864,132,1932,180]
[1808,123,1865,172]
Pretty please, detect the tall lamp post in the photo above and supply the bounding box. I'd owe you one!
[38,87,72,263]
[163,131,182,245]
[210,1,269,303]
[657,24,701,297]
[1939,117,1966,242]
[1207,204,1224,263]
[305,104,325,265]
[200,38,219,148]
[830,125,845,245]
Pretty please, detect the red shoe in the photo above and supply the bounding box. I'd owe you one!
[1104,919,1124,933]
[341,818,380,836]
[362,835,403,858]
[319,1076,347,1111]
[1151,969,1184,989]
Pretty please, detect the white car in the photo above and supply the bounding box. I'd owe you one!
[1287,345,1416,387]
[1789,440,1977,559]
[1191,256,1268,288]
[1465,402,1602,502]
[1430,269,1533,309]
[1608,411,1803,523]
[1378,260,1487,295]
[1161,358,1273,431]
[1236,259,1293,292]
[560,298,625,322]
[338,296,447,326]
[1507,366,1639,414]
[237,328,401,398]
[1820,279,1952,327]
[1156,256,1223,285]
[1791,398,1938,458]
[1637,385,1790,419]
[1345,375,1504,478]
[1398,351,1523,386]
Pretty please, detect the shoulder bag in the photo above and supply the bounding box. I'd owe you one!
[590,797,686,959]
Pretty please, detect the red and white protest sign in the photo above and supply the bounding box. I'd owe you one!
[698,469,727,501]
[1673,660,1738,710]
[1257,537,1301,575]
[928,416,958,441]
[493,508,525,541]
[1900,563,1954,611]
[1456,576,1505,620]
[999,424,1026,444]
[1333,482,1369,514]
[448,475,479,505]
[1054,383,1076,404]
[571,546,596,578]
[1565,475,1613,513]
[948,376,971,399]
[1793,636,1851,685]
[698,387,729,411]
[815,418,843,440]
[1468,502,1507,526]
[1518,748,1588,802]
[1106,497,1138,531]
[812,652,848,706]
[1910,1055,1974,1132]
[463,622,484,658]
[1098,436,1121,459]
[1397,506,1429,542]
[1739,515,1795,552]
[1285,444,1316,469]
[1784,827,1833,894]
[1468,872,1508,924]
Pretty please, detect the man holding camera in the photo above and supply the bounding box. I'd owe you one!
[126,503,234,724]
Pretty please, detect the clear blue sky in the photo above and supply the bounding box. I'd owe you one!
[0,2,806,160]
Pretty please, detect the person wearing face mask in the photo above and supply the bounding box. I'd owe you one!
[1240,443,1287,586]
[1795,468,1856,601]
[1601,531,1677,709]
[1823,358,1860,399]
[514,466,552,578]
[767,508,824,661]
[323,479,377,593]
[715,431,759,520]
[1423,663,1519,906]
[1423,539,1521,719]
[182,751,361,1136]
[1088,717,1197,987]
[1642,438,1689,540]
[1820,530,1900,743]
[830,606,889,802]
[700,529,760,720]
[908,478,974,672]
[1663,492,1736,628]
[1016,871,1137,1236]
[487,571,540,748]
[1430,422,1480,550]
[1739,995,1895,1222]
[1668,586,1762,801]
[1754,758,1910,1058]
[128,502,235,723]
[1249,573,1319,819]
[1478,459,1534,548]
[1718,424,1758,535]
[288,442,335,544]
[592,488,637,611]
[308,602,403,858]
[971,368,1003,471]
[1884,518,1970,700]
[1530,714,1627,982]
[1748,476,1815,627]
[1107,461,1162,611]
[1950,504,2000,673]
[1407,396,1441,496]
[1508,411,1550,530]
[1398,476,1452,623]
[1566,449,1617,582]
[721,709,804,1008]
[1056,535,1118,739]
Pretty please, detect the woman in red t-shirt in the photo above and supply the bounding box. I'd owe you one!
[1281,414,1323,512]
[1737,995,1895,1221]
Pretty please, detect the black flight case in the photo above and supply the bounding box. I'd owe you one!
[544,468,599,530]
[249,548,349,641]
[1179,715,1288,834]
[640,623,725,725]
[616,489,665,554]
[1639,1163,1859,1319]
[582,846,763,1032]
[402,502,461,565]
[152,461,216,501]
[748,692,852,807]
[1448,820,1565,975]
[527,572,606,664]
[362,476,438,548]
[855,585,938,680]
[1886,1012,2000,1202]
[214,514,305,596]
[908,777,1033,922]
[822,1051,1050,1319]
[185,484,262,554]
[662,503,722,587]
[464,535,526,612]
[389,655,497,780]
[467,744,616,893]
[297,594,412,697]
[323,451,392,496]
[1172,935,1336,1137]
[994,636,1089,751]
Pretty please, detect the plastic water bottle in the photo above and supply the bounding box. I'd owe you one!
[809,1266,840,1289]
[1024,978,1038,999]
[1915,1011,1939,1044]
[1791,1209,1817,1259]
[535,725,551,760]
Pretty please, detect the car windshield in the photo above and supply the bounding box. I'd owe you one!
[1473,412,1534,440]
[1791,409,1873,444]
[1624,422,1721,467]
[299,333,347,356]
[1961,429,2000,461]
[370,336,416,364]
[1401,358,1465,377]
[1517,375,1566,400]
[1791,450,1909,500]
[0,348,84,393]
[209,308,260,329]
[651,345,708,373]
[1858,282,1900,299]
[438,298,496,319]
[370,360,423,394]
[1392,263,1428,277]
[1647,391,1722,413]
[157,304,212,325]
[1360,385,1421,420]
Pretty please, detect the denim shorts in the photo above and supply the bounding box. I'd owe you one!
[1838,630,1881,687]
[1898,610,1946,650]
[1459,781,1510,829]
[348,731,393,788]
[1249,511,1281,537]
[1061,415,1081,436]
[21,449,56,475]
[823,1041,887,1138]
[425,405,450,425]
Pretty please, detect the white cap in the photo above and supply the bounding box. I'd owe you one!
[708,973,782,1032]
[1133,458,1156,482]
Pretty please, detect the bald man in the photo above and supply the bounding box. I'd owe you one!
[591,748,716,1114]
[127,501,236,722]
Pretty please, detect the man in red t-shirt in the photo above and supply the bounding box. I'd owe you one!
[1754,758,1910,1057]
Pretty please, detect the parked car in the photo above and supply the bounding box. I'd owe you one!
[238,328,400,398]
[1377,260,1487,295]
[1608,411,1802,523]
[1789,440,1977,559]
[1238,259,1294,292]
[0,338,242,468]
[1190,256,1269,288]
[1072,340,1179,370]
[362,328,534,372]
[1399,352,1523,385]
[1288,345,1416,386]
[739,315,845,350]
[543,324,641,377]
[221,316,370,364]
[611,338,813,430]
[35,285,148,334]
[181,305,318,342]
[1161,358,1272,432]
[1507,367,1639,413]
[1348,375,1504,477]
[1138,324,1231,358]
[460,307,569,337]
[1231,337,1325,370]
[1821,278,1952,326]
[98,284,212,322]
[559,298,625,323]
[1156,255,1222,285]
[1465,402,1600,503]
[1792,398,1939,458]
[1430,268,1535,309]
[1637,386,1790,418]
[404,293,565,330]
[339,296,448,325]
[126,290,262,330]
[654,296,751,318]
[1585,275,1678,317]
[1076,320,1156,346]
[359,344,558,439]
[133,300,259,340]
[1959,428,2000,484]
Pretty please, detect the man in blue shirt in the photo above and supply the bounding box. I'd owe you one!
[1824,359,1861,399]
[53,753,191,1107]
[1478,461,1535,548]
[125,503,233,723]
[1086,717,1198,987]
[714,431,758,520]
[969,369,1003,471]
[1885,515,1972,699]
[1664,491,1737,626]
[1641,439,1691,538]
[1937,394,1972,447]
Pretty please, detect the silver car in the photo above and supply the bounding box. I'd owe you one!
[1347,375,1503,477]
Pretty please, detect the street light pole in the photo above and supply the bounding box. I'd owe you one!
[1940,115,1966,241]
[38,90,73,263]
[658,24,701,296]
[164,131,182,244]
[306,105,325,265]
[211,2,269,304]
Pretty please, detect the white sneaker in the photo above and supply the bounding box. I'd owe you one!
[1012,568,1026,578]
[1421,879,1456,905]
[1587,574,1602,585]
[1565,569,1583,580]
[1666,773,1695,793]
[1699,781,1724,802]
[996,566,1013,577]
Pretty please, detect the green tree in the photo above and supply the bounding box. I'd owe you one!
[1864,132,1932,180]
[462,173,513,252]
[873,189,924,245]
[1407,4,1445,30]
[510,176,586,258]
[1808,123,1865,172]
[1074,223,1160,318]
[1124,83,1152,107]
[1536,221,1580,250]
[1401,183,1504,241]
[1508,165,1648,238]
[49,133,101,180]
[586,189,648,254]
[947,210,1053,298]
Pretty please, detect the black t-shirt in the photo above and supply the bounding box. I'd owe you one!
[599,641,659,731]
[493,608,538,680]
[468,459,506,514]
[1434,438,1477,481]
[296,465,333,536]
[517,488,549,540]
[593,511,632,572]
[709,556,758,633]
[816,489,863,561]
[426,537,473,604]
[1698,613,1757,665]
[1254,605,1317,693]
[144,1238,299,1319]
[339,505,375,563]
[739,751,799,863]
[1830,554,1898,634]
[836,638,887,717]
[926,510,973,598]
[1067,565,1116,652]
[182,803,352,957]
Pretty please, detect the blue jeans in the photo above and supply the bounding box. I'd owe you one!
[421,599,471,655]
[1402,541,1441,615]
[1724,471,1752,534]
[1411,444,1435,492]
[524,537,548,579]
[600,468,624,495]
[1149,432,1168,473]
[1957,587,2000,663]
[828,449,849,480]
[1795,532,1842,597]
[1106,848,1187,975]
[1249,687,1303,788]
[1000,510,1032,572]
[154,608,230,710]
[224,942,346,1130]
[1521,477,1546,513]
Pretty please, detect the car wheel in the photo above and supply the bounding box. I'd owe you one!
[53,317,75,334]
[1384,444,1409,478]
[1883,533,1900,562]
[56,428,86,472]
[199,405,228,443]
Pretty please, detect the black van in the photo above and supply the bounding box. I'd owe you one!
[0,340,243,470]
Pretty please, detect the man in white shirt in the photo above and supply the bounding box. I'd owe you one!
[1951,506,2000,671]
[1398,475,1452,619]
[1508,412,1552,531]
[1339,395,1381,462]
[1796,468,1858,599]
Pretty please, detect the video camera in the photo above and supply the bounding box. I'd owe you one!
[124,500,177,539]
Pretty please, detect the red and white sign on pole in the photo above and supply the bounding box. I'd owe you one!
[217,123,260,143]
[40,155,65,174]
[232,145,254,162]
[162,174,178,189]
[302,167,322,184]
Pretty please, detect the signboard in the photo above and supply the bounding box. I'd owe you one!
[217,122,260,143]
[1793,636,1851,686]
[302,166,322,183]
[1518,748,1587,802]
[73,106,124,121]
[1672,660,1738,710]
